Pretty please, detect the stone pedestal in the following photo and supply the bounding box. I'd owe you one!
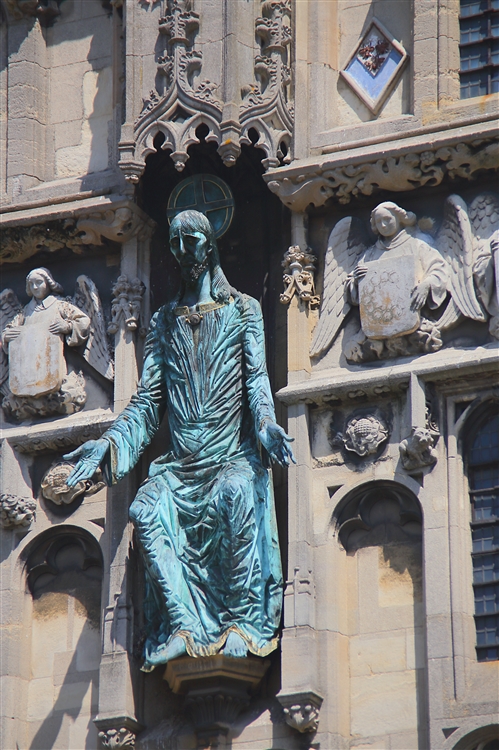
[164,656,269,749]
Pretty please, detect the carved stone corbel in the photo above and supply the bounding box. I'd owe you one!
[0,494,36,529]
[277,691,323,734]
[108,275,146,335]
[97,727,136,749]
[279,245,319,308]
[75,207,153,246]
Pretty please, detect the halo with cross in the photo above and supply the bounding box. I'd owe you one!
[166,174,235,239]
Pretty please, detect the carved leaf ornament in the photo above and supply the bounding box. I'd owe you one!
[120,0,293,180]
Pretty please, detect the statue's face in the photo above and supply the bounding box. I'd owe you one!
[28,272,49,300]
[373,207,400,239]
[169,224,211,283]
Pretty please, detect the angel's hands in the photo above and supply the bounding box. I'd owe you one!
[49,316,72,335]
[63,439,109,486]
[3,326,22,342]
[352,264,368,282]
[411,280,431,311]
[258,419,296,468]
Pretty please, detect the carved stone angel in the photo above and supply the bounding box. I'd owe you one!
[310,195,497,364]
[0,267,113,422]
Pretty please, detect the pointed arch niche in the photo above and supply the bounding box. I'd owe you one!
[332,480,427,749]
[22,526,103,750]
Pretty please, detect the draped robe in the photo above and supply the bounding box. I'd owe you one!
[102,293,283,667]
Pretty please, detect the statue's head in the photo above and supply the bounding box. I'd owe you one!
[370,202,416,240]
[26,268,64,301]
[169,210,231,303]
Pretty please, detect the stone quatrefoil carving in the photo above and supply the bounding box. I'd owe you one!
[119,0,293,181]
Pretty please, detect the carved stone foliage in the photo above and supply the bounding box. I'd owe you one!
[125,0,222,178]
[41,462,105,506]
[399,427,438,473]
[277,691,323,734]
[1,204,154,265]
[121,0,293,180]
[0,494,36,529]
[98,728,136,749]
[108,275,146,335]
[265,135,499,211]
[240,0,293,170]
[340,413,389,457]
[310,193,499,364]
[279,245,319,308]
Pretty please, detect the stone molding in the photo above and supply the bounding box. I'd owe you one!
[0,197,155,264]
[277,690,323,733]
[6,410,116,454]
[277,346,499,406]
[0,493,36,528]
[264,125,499,211]
[119,0,293,181]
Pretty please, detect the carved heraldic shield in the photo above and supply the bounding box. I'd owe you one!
[359,255,419,339]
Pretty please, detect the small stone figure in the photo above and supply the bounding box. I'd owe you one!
[0,269,113,422]
[279,245,320,308]
[310,193,498,362]
[399,427,438,473]
[65,210,294,671]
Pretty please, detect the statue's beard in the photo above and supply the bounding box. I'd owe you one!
[181,257,210,285]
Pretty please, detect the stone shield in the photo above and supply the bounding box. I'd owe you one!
[359,254,420,339]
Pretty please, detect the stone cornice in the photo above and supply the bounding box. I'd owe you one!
[0,196,156,263]
[264,120,499,212]
[277,345,499,406]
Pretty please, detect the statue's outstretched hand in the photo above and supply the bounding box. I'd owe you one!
[63,439,110,486]
[259,420,296,468]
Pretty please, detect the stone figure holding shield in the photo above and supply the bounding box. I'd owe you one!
[66,209,294,671]
[310,194,498,364]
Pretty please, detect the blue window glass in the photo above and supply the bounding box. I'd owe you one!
[460,1,499,97]
[468,408,499,661]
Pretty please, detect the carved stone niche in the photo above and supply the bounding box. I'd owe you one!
[164,655,269,747]
[277,690,323,734]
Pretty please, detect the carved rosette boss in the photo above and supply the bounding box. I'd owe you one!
[342,414,389,457]
[0,494,37,529]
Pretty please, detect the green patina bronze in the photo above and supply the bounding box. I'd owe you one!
[66,210,294,671]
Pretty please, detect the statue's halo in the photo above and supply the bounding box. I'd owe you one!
[166,174,235,239]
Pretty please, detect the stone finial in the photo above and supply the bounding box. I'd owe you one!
[98,728,136,748]
[277,690,323,734]
[0,494,36,529]
[108,276,146,335]
[279,245,319,308]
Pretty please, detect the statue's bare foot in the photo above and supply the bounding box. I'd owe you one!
[223,631,248,658]
[141,636,187,672]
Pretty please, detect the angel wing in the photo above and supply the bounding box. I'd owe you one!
[469,193,499,250]
[310,217,367,358]
[436,194,486,331]
[0,289,22,394]
[73,276,114,381]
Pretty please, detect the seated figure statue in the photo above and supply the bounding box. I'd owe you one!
[65,210,294,671]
